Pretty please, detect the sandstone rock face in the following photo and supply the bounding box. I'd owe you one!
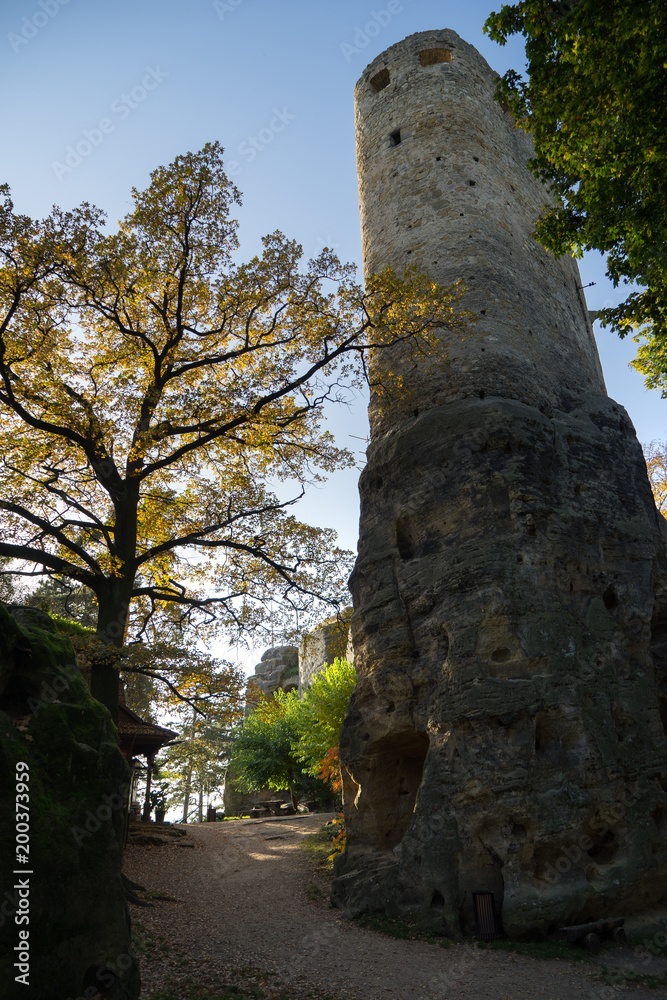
[333,30,667,938]
[299,612,352,693]
[0,605,140,999]
[250,645,300,700]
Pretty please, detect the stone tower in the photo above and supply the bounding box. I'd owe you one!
[333,29,667,938]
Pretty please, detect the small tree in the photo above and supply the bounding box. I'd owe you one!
[230,658,356,805]
[229,690,303,809]
[292,657,356,791]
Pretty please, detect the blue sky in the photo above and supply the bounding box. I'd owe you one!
[2,0,663,668]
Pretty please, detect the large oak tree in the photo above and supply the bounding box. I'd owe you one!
[0,142,468,717]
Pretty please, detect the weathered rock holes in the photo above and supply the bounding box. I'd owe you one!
[491,647,511,663]
[374,729,430,850]
[396,513,417,560]
[603,585,618,610]
[652,804,667,835]
[511,823,527,839]
[431,889,445,910]
[478,391,485,400]
[587,831,618,866]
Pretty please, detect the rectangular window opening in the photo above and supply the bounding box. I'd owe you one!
[389,129,402,147]
[419,47,452,66]
[370,68,391,92]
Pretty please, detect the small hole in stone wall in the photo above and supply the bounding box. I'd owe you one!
[481,347,485,352]
[478,390,485,399]
[460,212,464,216]
[419,47,452,66]
[512,823,527,839]
[491,647,511,662]
[436,156,442,161]
[407,249,412,253]
[468,180,476,186]
[414,408,419,417]
[652,804,667,835]
[389,129,402,147]
[473,156,479,162]
[587,831,617,865]
[517,553,523,563]
[372,475,383,489]
[396,513,417,560]
[480,309,486,314]
[431,889,445,910]
[386,701,395,713]
[603,585,618,611]
[370,68,391,92]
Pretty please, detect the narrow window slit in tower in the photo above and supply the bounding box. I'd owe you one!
[370,68,390,92]
[419,48,452,66]
[389,129,402,147]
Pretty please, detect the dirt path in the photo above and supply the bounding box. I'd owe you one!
[123,814,667,1000]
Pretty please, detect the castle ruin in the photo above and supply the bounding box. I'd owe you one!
[332,29,667,938]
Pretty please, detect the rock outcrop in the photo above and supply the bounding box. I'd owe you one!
[333,29,667,938]
[0,605,140,999]
[248,645,300,702]
[299,611,353,693]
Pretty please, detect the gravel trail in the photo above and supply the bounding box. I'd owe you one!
[123,814,666,1000]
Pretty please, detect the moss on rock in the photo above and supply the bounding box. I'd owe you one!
[0,603,140,1000]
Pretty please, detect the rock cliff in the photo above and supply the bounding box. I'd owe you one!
[333,29,667,938]
[0,604,140,998]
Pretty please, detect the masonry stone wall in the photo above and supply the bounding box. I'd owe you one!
[355,29,605,436]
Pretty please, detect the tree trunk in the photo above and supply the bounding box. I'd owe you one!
[198,786,203,824]
[142,753,154,822]
[92,576,134,725]
[182,761,192,823]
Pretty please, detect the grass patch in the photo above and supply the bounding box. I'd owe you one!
[482,938,584,961]
[300,823,338,873]
[355,913,451,947]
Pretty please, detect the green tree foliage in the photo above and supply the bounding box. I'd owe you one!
[230,658,356,805]
[291,657,356,778]
[230,690,303,808]
[0,142,469,716]
[484,1,666,369]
